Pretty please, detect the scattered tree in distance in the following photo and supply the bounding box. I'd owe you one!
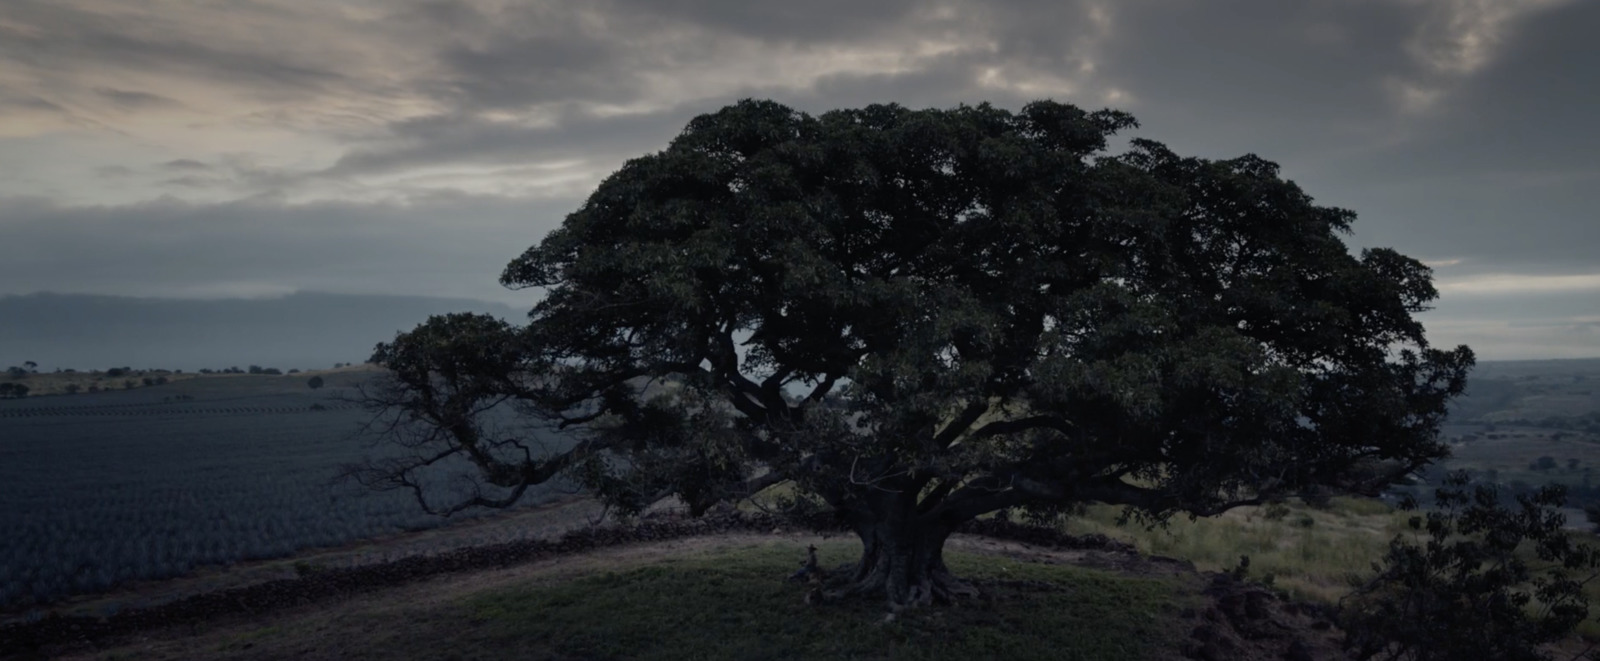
[360,99,1473,610]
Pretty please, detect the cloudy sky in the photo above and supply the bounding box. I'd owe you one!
[1,0,1596,359]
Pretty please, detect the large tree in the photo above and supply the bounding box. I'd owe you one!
[360,99,1472,609]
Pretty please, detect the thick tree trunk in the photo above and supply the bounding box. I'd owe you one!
[824,518,979,610]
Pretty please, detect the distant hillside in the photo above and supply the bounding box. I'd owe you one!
[1447,357,1600,429]
[0,292,524,372]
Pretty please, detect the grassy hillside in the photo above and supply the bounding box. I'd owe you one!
[8,357,1600,657]
[43,537,1232,661]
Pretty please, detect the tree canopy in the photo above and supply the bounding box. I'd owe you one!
[361,98,1473,608]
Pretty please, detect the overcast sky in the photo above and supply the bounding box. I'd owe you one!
[1,0,1595,359]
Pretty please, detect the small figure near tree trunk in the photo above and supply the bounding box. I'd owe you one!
[788,544,825,584]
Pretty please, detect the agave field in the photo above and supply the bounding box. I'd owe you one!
[0,371,575,612]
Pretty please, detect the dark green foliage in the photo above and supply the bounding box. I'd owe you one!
[0,383,28,398]
[1340,471,1599,661]
[307,375,324,389]
[364,98,1472,607]
[5,366,26,379]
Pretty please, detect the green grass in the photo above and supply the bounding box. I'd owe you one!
[461,539,1194,661]
[1063,497,1414,603]
[1062,495,1600,644]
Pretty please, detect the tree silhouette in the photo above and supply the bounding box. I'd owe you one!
[359,99,1472,609]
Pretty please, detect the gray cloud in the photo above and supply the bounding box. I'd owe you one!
[611,0,927,43]
[93,87,181,110]
[1089,0,1425,158]
[0,0,1594,358]
[325,103,692,177]
[0,90,70,114]
[1,1,348,98]
[0,193,575,305]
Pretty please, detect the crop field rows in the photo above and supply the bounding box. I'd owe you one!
[0,376,576,613]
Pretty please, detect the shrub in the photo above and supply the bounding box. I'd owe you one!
[307,375,325,390]
[1340,471,1599,661]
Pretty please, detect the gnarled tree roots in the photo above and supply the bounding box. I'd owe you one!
[812,531,982,611]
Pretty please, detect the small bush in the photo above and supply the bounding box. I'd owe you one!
[307,375,325,390]
[1340,471,1599,661]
